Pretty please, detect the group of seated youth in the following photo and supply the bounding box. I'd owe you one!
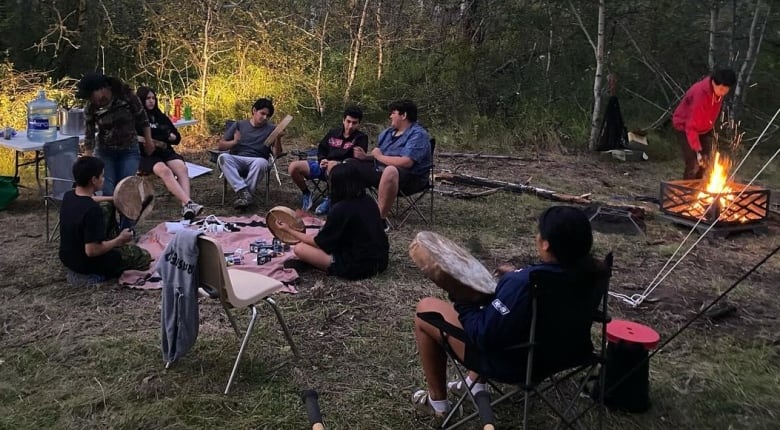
[60,74,605,422]
[60,76,430,283]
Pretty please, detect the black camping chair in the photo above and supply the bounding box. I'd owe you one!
[292,148,330,209]
[417,253,613,430]
[208,120,285,206]
[389,138,436,228]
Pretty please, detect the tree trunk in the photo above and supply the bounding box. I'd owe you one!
[343,0,370,106]
[708,1,718,70]
[199,4,213,126]
[733,0,764,119]
[587,0,606,150]
[375,0,383,80]
[315,11,329,117]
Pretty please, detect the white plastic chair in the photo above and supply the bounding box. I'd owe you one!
[197,235,299,394]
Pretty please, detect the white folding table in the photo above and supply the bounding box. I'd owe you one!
[0,119,198,188]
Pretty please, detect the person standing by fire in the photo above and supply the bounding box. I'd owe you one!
[672,68,737,180]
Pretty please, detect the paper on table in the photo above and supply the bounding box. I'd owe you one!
[185,162,212,179]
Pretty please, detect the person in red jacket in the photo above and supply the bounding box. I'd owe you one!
[672,68,736,179]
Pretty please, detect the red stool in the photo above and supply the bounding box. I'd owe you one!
[603,319,660,413]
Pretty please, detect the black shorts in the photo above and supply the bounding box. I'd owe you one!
[139,146,184,174]
[345,160,428,194]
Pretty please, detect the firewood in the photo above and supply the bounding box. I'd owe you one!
[435,171,648,216]
[434,188,501,199]
[437,152,551,162]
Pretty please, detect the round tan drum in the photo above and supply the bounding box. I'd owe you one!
[113,175,155,222]
[266,206,306,244]
[264,115,293,146]
[409,231,497,303]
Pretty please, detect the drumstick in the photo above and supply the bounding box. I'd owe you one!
[474,391,495,430]
[301,390,325,430]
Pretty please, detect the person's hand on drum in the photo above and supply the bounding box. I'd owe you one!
[275,219,291,232]
[493,262,516,277]
[116,228,134,246]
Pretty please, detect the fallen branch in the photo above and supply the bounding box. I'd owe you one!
[437,152,550,162]
[436,171,647,216]
[434,188,501,199]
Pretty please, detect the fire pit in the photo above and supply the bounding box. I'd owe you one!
[660,153,771,235]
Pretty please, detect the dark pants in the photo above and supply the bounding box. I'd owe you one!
[345,159,428,194]
[676,130,714,180]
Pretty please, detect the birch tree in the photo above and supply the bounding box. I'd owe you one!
[570,0,607,150]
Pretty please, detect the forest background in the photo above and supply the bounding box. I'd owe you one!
[0,0,778,159]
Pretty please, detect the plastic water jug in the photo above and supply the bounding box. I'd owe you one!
[27,90,58,142]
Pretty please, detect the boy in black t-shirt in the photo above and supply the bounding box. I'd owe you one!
[288,106,368,215]
[275,163,388,280]
[59,156,151,281]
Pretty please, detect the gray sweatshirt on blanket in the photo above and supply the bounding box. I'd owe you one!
[158,229,202,364]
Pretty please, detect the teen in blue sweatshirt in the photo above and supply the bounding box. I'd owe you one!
[412,206,598,417]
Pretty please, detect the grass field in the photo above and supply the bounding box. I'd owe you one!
[0,137,779,429]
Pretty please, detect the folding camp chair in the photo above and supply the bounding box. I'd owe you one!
[418,253,613,429]
[197,235,299,394]
[292,148,329,208]
[209,120,284,206]
[391,138,436,228]
[43,137,80,242]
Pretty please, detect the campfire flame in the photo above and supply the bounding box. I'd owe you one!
[693,151,749,223]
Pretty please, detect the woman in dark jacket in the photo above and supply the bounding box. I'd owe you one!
[136,86,202,219]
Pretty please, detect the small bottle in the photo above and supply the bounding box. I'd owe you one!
[27,90,58,142]
[183,105,192,120]
[172,97,182,121]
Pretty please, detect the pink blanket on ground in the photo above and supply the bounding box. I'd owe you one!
[119,215,323,292]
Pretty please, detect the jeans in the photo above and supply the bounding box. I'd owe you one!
[676,130,713,180]
[96,146,141,196]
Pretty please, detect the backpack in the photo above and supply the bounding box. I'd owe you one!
[0,176,20,210]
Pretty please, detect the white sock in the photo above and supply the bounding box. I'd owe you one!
[466,376,487,394]
[429,398,450,413]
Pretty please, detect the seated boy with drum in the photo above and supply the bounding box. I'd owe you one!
[274,163,388,280]
[410,206,598,417]
[59,156,152,284]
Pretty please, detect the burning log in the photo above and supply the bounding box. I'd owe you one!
[659,151,770,234]
[435,171,647,217]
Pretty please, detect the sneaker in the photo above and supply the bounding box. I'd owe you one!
[314,197,330,215]
[66,270,106,288]
[239,189,254,205]
[182,201,204,220]
[301,192,313,212]
[412,390,449,418]
[233,196,249,209]
[447,380,468,398]
[447,379,486,397]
